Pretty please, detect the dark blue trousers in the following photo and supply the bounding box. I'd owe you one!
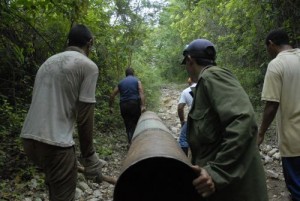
[282,156,300,201]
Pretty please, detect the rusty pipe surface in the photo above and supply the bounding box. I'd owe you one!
[113,111,199,201]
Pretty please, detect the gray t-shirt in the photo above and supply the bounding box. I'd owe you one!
[21,49,98,147]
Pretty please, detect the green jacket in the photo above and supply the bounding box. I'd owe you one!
[187,66,268,201]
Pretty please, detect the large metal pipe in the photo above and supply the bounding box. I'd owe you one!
[113,111,200,201]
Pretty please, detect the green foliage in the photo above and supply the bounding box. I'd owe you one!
[94,84,124,131]
[132,51,163,111]
[0,98,26,137]
[153,0,299,105]
[226,66,262,108]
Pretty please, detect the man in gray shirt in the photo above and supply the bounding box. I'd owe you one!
[21,24,104,201]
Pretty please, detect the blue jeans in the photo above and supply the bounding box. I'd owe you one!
[282,156,300,201]
[178,122,189,148]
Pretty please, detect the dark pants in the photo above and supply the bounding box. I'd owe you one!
[282,156,300,201]
[120,100,141,143]
[23,139,77,201]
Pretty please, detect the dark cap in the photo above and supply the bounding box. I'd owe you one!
[181,39,216,64]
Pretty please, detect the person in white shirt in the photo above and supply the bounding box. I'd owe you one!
[177,77,196,156]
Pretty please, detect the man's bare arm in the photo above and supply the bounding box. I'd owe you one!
[77,102,96,157]
[257,101,279,145]
[178,103,186,126]
[138,81,146,112]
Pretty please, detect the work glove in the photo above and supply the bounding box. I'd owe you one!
[78,152,105,183]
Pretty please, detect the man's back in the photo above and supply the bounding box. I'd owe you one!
[118,75,140,102]
[21,49,98,147]
[188,66,268,201]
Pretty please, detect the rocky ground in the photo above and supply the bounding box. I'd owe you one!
[2,84,290,201]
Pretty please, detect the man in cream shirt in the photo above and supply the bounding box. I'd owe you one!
[258,29,300,201]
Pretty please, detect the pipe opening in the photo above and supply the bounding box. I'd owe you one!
[114,157,199,201]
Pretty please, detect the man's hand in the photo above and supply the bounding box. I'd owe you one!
[79,152,105,183]
[191,165,215,197]
[141,105,146,113]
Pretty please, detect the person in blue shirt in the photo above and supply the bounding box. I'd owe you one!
[109,67,146,145]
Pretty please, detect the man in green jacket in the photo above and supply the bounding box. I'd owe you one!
[181,39,268,201]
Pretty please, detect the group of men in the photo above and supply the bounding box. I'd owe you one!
[179,30,300,201]
[20,23,300,201]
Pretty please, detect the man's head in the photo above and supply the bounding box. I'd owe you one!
[181,39,216,66]
[265,29,291,59]
[125,67,135,76]
[182,39,216,82]
[68,24,93,55]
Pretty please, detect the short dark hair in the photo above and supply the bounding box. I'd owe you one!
[194,58,217,66]
[125,67,134,76]
[265,29,289,46]
[68,24,93,47]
